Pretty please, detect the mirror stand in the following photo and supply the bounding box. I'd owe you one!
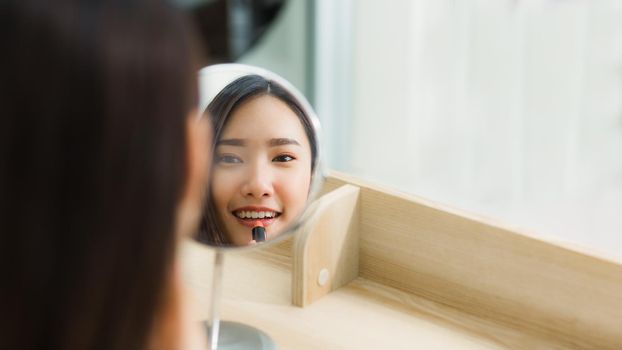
[205,250,278,350]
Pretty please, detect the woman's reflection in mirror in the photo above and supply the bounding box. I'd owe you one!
[198,75,318,246]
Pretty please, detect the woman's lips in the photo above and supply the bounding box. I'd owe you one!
[235,217,276,228]
[231,206,281,228]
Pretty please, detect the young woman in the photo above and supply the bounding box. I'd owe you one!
[198,75,318,246]
[1,1,210,349]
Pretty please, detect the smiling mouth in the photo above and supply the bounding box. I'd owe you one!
[232,210,281,220]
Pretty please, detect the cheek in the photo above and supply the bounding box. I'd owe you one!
[210,169,238,214]
[276,167,312,214]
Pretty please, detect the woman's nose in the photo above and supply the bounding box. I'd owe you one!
[241,165,274,198]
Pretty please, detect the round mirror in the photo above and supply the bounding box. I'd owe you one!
[196,63,322,248]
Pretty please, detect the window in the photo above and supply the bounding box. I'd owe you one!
[240,0,622,260]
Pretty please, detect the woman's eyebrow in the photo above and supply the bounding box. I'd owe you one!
[217,138,246,146]
[268,138,300,147]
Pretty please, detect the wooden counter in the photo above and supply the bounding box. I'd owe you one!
[181,171,622,349]
[183,242,513,349]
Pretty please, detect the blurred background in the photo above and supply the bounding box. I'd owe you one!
[184,0,622,260]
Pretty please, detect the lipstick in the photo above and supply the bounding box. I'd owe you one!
[251,221,266,242]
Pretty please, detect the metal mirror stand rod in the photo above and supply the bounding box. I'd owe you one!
[207,250,225,350]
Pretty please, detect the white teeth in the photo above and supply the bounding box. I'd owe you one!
[235,210,277,219]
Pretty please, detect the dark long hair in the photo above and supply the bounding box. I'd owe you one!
[0,1,201,350]
[196,74,317,245]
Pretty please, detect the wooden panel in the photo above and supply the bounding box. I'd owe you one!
[291,184,360,306]
[182,241,517,350]
[324,171,622,349]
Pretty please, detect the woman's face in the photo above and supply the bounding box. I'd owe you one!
[211,95,312,245]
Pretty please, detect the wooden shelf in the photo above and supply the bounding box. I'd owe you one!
[181,171,622,349]
[182,242,512,349]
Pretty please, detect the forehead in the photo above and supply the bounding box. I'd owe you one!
[221,95,309,142]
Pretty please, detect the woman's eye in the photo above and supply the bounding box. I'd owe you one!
[273,154,296,162]
[217,154,242,164]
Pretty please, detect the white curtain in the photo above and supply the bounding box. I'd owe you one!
[316,0,622,258]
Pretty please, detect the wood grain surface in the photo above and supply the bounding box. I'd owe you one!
[180,170,622,349]
[324,171,622,349]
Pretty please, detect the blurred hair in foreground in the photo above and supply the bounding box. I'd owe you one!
[0,0,203,349]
